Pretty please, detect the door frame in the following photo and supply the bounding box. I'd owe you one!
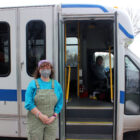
[58,13,118,140]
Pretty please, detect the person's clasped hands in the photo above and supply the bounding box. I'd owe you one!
[38,113,56,125]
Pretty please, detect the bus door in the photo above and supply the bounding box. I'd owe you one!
[19,6,53,137]
[0,9,18,137]
[59,13,118,140]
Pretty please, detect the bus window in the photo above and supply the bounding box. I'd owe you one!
[0,22,10,76]
[95,52,114,70]
[124,56,140,115]
[26,20,46,76]
[93,52,114,88]
[66,37,78,67]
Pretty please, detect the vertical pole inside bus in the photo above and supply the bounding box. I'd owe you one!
[65,21,83,102]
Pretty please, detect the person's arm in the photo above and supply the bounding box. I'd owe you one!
[54,82,63,114]
[24,80,36,111]
[46,81,63,125]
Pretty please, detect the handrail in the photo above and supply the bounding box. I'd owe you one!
[109,47,113,102]
[66,65,71,103]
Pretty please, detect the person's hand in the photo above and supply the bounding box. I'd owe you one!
[39,113,49,124]
[45,116,56,125]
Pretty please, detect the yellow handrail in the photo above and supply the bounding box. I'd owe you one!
[66,65,71,103]
[109,47,113,102]
[65,68,67,94]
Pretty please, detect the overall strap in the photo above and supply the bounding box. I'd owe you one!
[52,80,54,89]
[35,80,40,89]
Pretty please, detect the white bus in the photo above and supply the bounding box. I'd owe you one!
[0,4,140,140]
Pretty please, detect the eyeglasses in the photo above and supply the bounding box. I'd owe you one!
[40,63,51,69]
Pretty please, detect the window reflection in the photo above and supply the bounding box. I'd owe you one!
[0,22,10,76]
[26,20,46,76]
[125,57,140,115]
[66,37,78,67]
[95,52,114,69]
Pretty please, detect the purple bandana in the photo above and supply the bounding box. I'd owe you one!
[38,60,51,68]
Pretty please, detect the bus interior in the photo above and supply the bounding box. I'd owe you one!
[65,19,114,106]
[64,19,115,139]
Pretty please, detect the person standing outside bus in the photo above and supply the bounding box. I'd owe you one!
[25,60,63,140]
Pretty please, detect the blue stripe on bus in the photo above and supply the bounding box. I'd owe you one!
[0,89,26,101]
[0,89,126,104]
[0,89,17,101]
[119,23,134,39]
[61,4,109,12]
[120,91,125,104]
[22,90,26,102]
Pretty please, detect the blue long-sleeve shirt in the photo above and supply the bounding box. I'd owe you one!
[24,78,63,114]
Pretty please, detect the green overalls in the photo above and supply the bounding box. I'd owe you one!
[27,80,58,140]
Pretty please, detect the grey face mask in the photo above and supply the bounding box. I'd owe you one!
[40,69,51,78]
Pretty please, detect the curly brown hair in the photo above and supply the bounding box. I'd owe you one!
[33,64,55,79]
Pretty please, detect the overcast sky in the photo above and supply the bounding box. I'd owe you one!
[0,0,139,8]
[0,0,140,58]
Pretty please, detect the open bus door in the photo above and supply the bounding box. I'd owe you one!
[59,12,118,140]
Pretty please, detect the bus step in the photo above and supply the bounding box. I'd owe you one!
[66,107,113,119]
[66,133,112,140]
[66,124,113,134]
